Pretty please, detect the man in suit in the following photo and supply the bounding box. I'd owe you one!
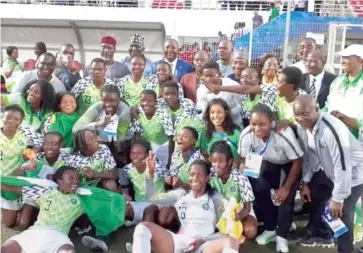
[152,39,193,82]
[301,50,337,109]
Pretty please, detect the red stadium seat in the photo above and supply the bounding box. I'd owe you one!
[351,0,358,5]
[168,0,177,8]
[176,2,184,8]
[160,0,168,8]
[152,0,160,8]
[72,60,82,72]
[23,59,36,71]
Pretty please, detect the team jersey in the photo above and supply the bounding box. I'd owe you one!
[121,162,167,201]
[2,57,23,92]
[210,169,255,205]
[67,144,116,185]
[117,74,157,108]
[169,150,205,183]
[1,127,43,176]
[22,186,83,235]
[199,128,241,160]
[1,93,52,131]
[157,97,196,123]
[130,106,174,145]
[71,76,118,115]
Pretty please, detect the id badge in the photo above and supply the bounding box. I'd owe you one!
[322,206,348,237]
[103,115,118,137]
[244,153,262,179]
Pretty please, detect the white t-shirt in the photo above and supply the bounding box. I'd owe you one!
[292,60,335,74]
[197,78,242,126]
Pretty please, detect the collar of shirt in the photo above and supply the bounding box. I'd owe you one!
[166,58,178,75]
[342,69,363,89]
[292,61,307,74]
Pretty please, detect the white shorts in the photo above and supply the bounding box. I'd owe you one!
[8,227,73,253]
[23,199,39,208]
[125,202,162,227]
[168,232,209,253]
[1,196,22,211]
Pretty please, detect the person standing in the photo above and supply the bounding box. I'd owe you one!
[2,46,23,93]
[217,40,234,78]
[121,33,153,76]
[152,39,193,82]
[252,10,264,29]
[293,95,363,251]
[301,50,337,108]
[84,36,130,82]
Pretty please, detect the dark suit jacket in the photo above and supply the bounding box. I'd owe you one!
[152,58,193,82]
[301,71,337,108]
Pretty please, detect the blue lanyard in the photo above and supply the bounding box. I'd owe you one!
[249,134,271,155]
[175,150,195,171]
[216,131,238,149]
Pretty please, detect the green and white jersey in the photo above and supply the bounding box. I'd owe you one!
[67,144,116,185]
[174,116,204,149]
[324,71,363,139]
[71,76,118,115]
[199,128,241,160]
[130,106,174,145]
[157,97,196,123]
[210,170,254,204]
[169,150,205,183]
[22,187,83,234]
[117,74,158,108]
[122,163,167,202]
[1,127,43,176]
[1,93,52,131]
[2,57,23,92]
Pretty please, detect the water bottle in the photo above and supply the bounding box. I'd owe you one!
[270,189,282,206]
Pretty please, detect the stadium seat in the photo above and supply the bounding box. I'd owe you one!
[23,59,36,71]
[72,60,82,72]
[176,1,184,8]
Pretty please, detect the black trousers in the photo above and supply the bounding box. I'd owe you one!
[308,170,363,253]
[250,161,297,239]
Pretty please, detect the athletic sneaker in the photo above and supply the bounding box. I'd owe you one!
[299,236,334,248]
[82,236,109,252]
[276,236,289,253]
[289,222,297,232]
[255,230,276,245]
[126,242,133,253]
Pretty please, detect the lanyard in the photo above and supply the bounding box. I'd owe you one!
[175,150,195,172]
[249,134,271,155]
[216,131,238,149]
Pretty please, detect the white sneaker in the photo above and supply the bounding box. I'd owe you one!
[276,236,289,253]
[255,230,276,245]
[82,236,108,252]
[126,242,133,253]
[289,222,297,232]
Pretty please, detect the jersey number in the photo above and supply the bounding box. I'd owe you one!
[84,95,91,104]
[45,200,52,211]
[179,206,187,219]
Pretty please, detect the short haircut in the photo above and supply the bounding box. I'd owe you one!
[140,89,157,100]
[244,66,262,81]
[161,80,179,92]
[281,66,303,90]
[302,37,317,47]
[165,39,179,48]
[250,103,274,120]
[131,139,151,153]
[91,57,106,66]
[6,46,18,57]
[202,61,220,72]
[35,42,47,53]
[101,85,121,98]
[44,131,64,143]
[53,166,77,183]
[210,140,233,161]
[182,126,199,141]
[4,104,25,119]
[60,43,75,51]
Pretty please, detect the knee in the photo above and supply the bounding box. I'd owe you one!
[243,218,258,240]
[102,179,118,192]
[143,205,159,222]
[17,214,32,231]
[222,236,239,249]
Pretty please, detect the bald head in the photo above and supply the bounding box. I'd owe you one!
[293,94,319,130]
[194,50,209,73]
[305,50,326,76]
[299,37,317,61]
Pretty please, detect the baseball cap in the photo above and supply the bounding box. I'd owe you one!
[336,44,363,59]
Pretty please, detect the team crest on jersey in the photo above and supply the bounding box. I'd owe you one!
[18,140,24,146]
[230,186,236,193]
[202,203,209,210]
[71,198,78,205]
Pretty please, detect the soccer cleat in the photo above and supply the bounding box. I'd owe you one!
[82,236,109,252]
[255,230,276,245]
[299,237,334,248]
[276,236,289,253]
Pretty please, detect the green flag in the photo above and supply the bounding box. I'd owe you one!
[0,176,126,236]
